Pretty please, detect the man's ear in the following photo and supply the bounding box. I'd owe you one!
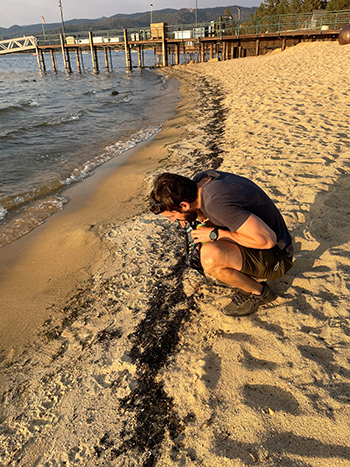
[179,201,190,211]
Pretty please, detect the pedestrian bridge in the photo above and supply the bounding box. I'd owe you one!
[0,36,37,55]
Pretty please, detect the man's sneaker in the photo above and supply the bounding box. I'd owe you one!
[223,282,277,317]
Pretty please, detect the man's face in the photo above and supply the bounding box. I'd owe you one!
[161,207,197,223]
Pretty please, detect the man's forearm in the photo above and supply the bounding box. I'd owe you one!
[218,229,277,250]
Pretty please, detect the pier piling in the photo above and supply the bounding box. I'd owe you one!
[50,49,57,73]
[104,47,110,72]
[161,24,168,66]
[35,46,45,74]
[123,29,132,72]
[89,32,99,73]
[137,45,143,69]
[75,47,82,73]
[60,34,72,74]
[108,48,113,71]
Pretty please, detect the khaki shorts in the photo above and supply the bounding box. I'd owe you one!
[237,245,293,280]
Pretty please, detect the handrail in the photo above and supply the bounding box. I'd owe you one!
[36,8,349,45]
[2,8,349,49]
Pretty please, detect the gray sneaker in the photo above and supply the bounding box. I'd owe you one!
[223,282,277,317]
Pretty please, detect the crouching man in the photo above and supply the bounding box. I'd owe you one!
[150,170,293,316]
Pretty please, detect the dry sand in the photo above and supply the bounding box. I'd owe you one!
[1,41,350,467]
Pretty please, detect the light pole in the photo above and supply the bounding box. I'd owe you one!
[150,3,153,24]
[58,0,66,37]
[237,7,241,22]
[195,0,198,27]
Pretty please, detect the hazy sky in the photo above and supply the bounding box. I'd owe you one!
[1,0,259,29]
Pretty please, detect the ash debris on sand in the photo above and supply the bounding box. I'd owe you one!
[114,255,200,467]
[159,70,227,175]
[0,217,205,467]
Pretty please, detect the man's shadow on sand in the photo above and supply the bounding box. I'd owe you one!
[201,172,350,467]
[266,170,350,323]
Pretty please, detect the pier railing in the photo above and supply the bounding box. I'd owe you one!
[34,8,350,46]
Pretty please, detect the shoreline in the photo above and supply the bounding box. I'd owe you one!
[0,76,184,360]
[1,41,350,467]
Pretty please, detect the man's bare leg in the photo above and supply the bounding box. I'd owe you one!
[200,240,263,295]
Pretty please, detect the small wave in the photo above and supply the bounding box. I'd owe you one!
[61,125,162,186]
[0,111,84,138]
[0,195,67,248]
[28,100,40,107]
[46,111,83,126]
[0,104,24,114]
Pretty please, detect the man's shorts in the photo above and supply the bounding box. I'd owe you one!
[237,245,293,280]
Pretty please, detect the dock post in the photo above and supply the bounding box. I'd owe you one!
[35,47,44,74]
[66,48,72,73]
[222,41,227,61]
[60,34,70,74]
[109,48,113,71]
[137,45,143,68]
[75,48,82,73]
[201,41,205,62]
[162,23,168,66]
[50,49,57,73]
[89,31,99,73]
[256,39,260,56]
[281,37,286,51]
[39,49,46,73]
[175,43,180,65]
[123,29,132,71]
[104,47,110,72]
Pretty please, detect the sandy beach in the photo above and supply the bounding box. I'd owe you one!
[1,40,350,467]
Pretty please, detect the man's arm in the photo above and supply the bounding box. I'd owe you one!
[193,214,277,250]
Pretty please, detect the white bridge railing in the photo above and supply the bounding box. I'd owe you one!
[0,36,37,55]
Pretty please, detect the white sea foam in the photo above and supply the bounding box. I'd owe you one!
[60,125,162,187]
[47,111,83,126]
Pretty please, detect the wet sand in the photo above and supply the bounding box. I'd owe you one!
[1,41,350,467]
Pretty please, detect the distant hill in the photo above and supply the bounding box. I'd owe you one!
[0,6,258,39]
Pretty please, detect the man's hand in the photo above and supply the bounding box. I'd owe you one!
[191,226,213,244]
[190,214,277,249]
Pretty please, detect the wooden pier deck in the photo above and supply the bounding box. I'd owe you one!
[1,9,349,74]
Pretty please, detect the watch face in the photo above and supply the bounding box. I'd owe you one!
[209,229,218,241]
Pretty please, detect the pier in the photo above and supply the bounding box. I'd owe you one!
[0,9,349,74]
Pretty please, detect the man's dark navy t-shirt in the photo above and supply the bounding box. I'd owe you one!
[193,170,293,258]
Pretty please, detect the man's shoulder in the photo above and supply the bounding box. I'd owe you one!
[193,170,231,183]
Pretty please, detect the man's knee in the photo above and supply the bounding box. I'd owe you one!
[199,242,219,273]
[200,241,241,274]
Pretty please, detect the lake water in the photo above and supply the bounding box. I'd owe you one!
[0,50,179,247]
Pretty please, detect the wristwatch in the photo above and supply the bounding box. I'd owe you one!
[209,227,219,241]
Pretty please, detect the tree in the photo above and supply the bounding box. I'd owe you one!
[302,0,327,12]
[224,8,233,17]
[326,0,350,9]
[290,0,303,14]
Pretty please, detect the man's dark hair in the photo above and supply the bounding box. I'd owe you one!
[150,173,198,214]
